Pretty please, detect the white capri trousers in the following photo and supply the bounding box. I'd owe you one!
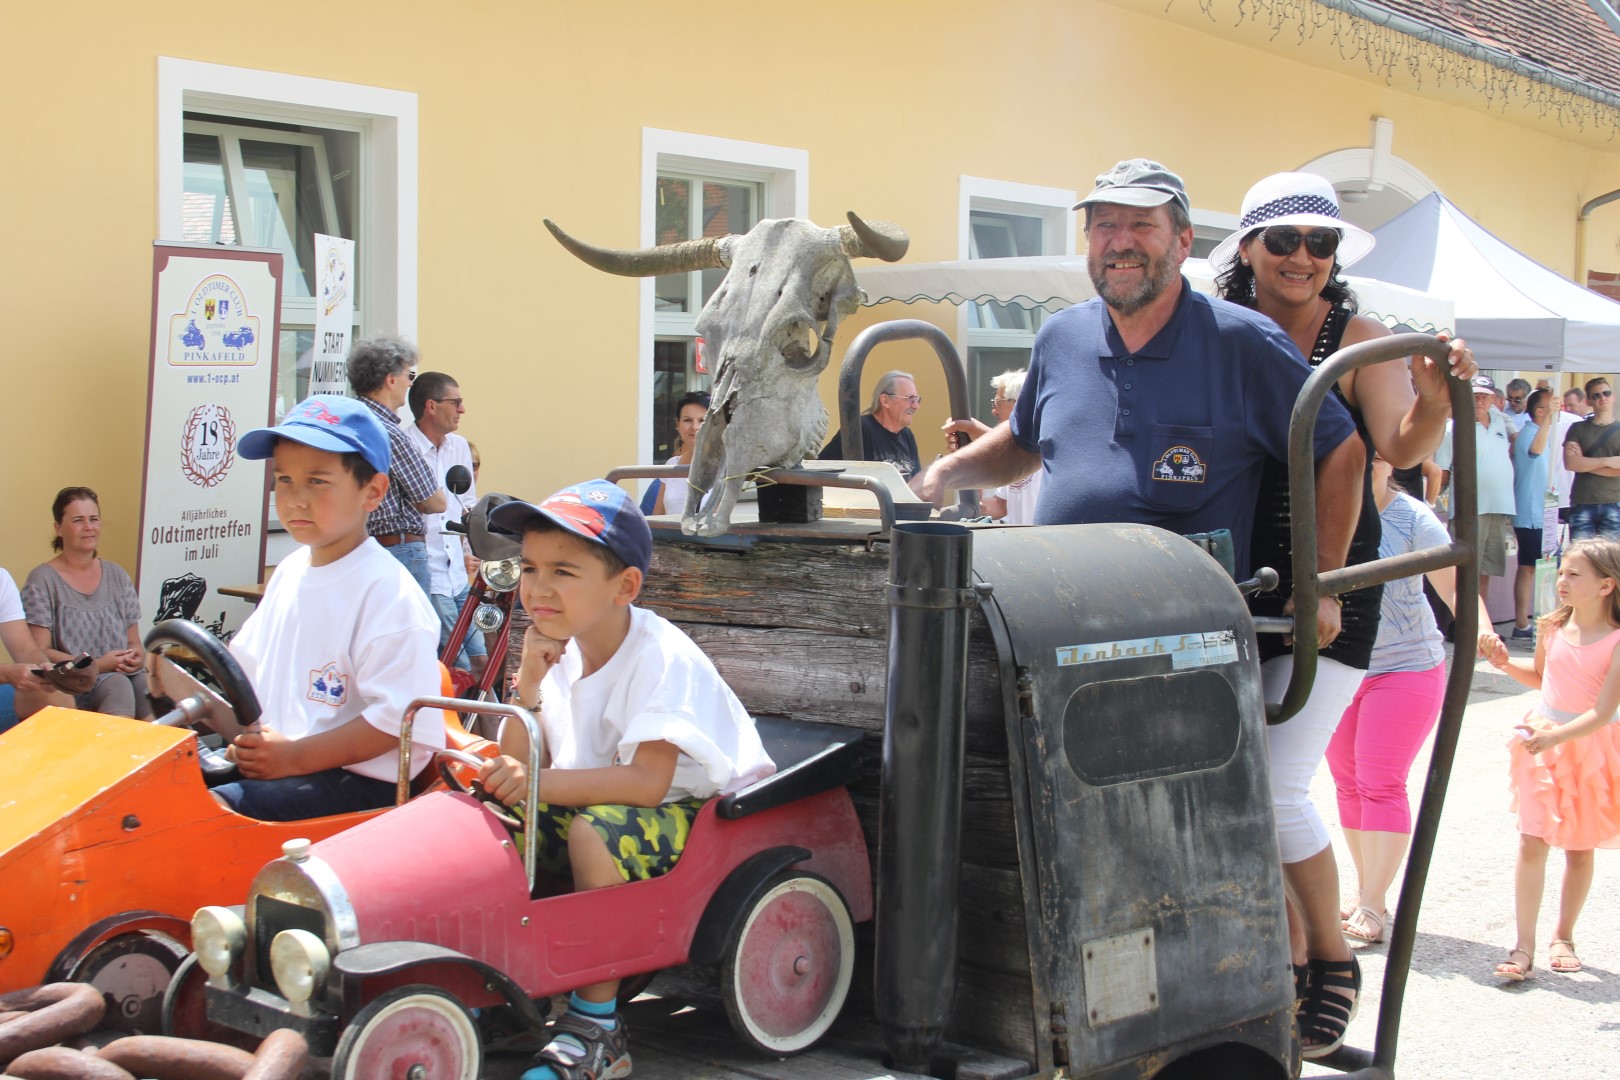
[1262,654,1367,864]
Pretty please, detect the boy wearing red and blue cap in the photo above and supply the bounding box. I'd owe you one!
[215,395,446,821]
[477,479,774,1080]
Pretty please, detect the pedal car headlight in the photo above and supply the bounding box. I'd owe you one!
[270,928,330,1008]
[483,557,521,593]
[192,906,246,980]
[473,602,505,632]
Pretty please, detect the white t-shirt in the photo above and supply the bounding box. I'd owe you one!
[230,539,445,782]
[1434,412,1516,517]
[0,569,23,625]
[531,605,774,801]
[405,424,477,596]
[661,455,691,517]
[1503,408,1531,435]
[1551,410,1581,508]
[993,469,1044,526]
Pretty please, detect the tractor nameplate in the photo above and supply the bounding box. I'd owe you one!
[1055,628,1238,671]
[1080,927,1158,1028]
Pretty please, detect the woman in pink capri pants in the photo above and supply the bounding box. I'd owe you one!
[1329,452,1492,945]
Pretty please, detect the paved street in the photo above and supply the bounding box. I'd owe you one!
[1304,632,1620,1079]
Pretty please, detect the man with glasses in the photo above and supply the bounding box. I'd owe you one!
[822,369,928,493]
[1435,376,1517,597]
[1502,378,1532,436]
[347,335,447,596]
[1563,377,1620,540]
[405,371,487,681]
[917,157,1364,588]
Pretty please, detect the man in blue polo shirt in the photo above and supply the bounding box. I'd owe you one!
[918,158,1364,636]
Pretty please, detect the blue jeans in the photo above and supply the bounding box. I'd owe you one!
[383,540,433,596]
[213,766,397,821]
[431,587,488,668]
[1568,502,1620,540]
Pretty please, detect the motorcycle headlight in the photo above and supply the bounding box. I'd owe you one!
[192,906,246,982]
[473,603,505,633]
[483,557,521,593]
[270,928,330,1010]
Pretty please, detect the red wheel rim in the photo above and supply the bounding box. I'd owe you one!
[346,993,478,1080]
[732,879,852,1047]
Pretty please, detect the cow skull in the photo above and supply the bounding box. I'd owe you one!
[545,213,908,536]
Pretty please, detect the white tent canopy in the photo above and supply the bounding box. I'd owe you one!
[1356,192,1620,373]
[855,255,1455,335]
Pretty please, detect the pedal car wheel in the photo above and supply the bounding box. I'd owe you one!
[333,985,482,1080]
[70,930,188,1034]
[160,954,260,1051]
[721,872,855,1056]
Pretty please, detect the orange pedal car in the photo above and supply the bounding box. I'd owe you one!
[0,620,491,1033]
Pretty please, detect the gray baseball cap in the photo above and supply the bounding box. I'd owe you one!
[1074,158,1191,216]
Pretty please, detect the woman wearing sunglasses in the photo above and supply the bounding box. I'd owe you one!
[1211,172,1474,1059]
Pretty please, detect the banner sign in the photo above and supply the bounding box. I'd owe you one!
[137,244,282,640]
[309,233,356,397]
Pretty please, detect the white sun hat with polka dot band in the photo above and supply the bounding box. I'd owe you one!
[1207,171,1375,275]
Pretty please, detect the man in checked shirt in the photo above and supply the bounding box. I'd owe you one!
[346,335,447,597]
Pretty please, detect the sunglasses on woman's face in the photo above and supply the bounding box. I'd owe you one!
[1259,226,1342,260]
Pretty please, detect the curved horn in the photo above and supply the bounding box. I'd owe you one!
[837,212,910,263]
[543,219,731,278]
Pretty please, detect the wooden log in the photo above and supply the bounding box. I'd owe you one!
[948,964,1040,1064]
[957,865,1030,979]
[643,543,889,637]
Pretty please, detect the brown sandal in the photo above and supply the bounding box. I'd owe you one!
[1548,939,1582,974]
[1495,948,1533,982]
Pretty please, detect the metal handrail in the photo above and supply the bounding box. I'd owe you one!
[398,696,544,891]
[1278,333,1477,722]
[836,319,980,518]
[1279,333,1479,1079]
[606,463,898,535]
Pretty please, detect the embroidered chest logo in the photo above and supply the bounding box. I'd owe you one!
[1153,445,1207,483]
[308,662,348,707]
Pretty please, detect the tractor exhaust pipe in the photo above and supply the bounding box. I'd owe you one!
[877,521,977,1073]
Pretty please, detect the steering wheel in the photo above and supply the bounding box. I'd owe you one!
[143,619,262,731]
[435,747,523,831]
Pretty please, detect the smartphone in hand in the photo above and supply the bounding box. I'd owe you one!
[37,652,96,695]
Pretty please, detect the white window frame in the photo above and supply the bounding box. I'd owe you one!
[1191,207,1241,261]
[156,57,418,339]
[182,119,346,323]
[651,171,768,338]
[641,129,807,463]
[959,177,1076,411]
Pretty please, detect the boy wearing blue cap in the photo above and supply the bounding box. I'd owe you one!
[476,479,773,1080]
[214,395,446,821]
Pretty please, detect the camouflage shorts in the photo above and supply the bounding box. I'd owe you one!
[520,797,706,883]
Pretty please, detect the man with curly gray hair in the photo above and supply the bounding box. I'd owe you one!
[347,335,446,595]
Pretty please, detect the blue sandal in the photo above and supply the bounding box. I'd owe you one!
[521,1011,632,1080]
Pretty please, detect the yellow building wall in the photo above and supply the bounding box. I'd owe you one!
[4,0,1620,588]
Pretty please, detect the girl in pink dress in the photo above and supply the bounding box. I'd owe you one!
[1481,537,1620,980]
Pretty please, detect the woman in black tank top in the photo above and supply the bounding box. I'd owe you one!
[1211,172,1477,1061]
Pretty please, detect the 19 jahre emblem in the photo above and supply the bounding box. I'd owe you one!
[180,403,236,488]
